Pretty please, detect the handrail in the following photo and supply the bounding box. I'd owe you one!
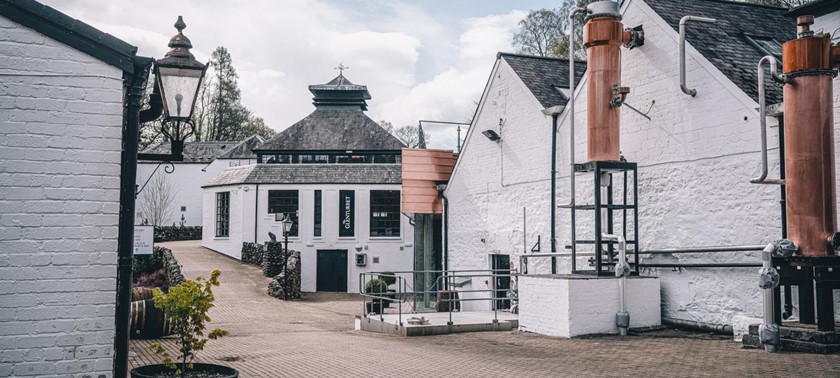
[750,55,785,185]
[679,16,716,97]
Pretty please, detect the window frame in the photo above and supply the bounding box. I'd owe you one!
[215,191,230,238]
[314,190,322,238]
[369,190,401,237]
[267,190,299,237]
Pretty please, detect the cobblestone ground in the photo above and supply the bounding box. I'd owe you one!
[129,241,840,377]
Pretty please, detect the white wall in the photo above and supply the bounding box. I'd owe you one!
[203,182,414,293]
[136,158,254,227]
[446,0,803,324]
[0,15,124,377]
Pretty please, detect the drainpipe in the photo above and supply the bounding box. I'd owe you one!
[114,56,153,377]
[751,55,785,185]
[254,183,259,243]
[662,317,734,335]
[559,7,587,212]
[603,233,629,336]
[679,16,716,97]
[540,108,565,273]
[437,184,449,278]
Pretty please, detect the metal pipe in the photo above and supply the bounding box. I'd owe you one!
[551,113,559,273]
[603,233,629,336]
[679,16,716,97]
[751,55,785,185]
[662,317,733,335]
[559,7,586,210]
[639,245,764,254]
[253,184,259,243]
[759,244,780,352]
[638,263,761,268]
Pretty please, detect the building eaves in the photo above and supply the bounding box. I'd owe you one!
[0,0,138,73]
[202,164,403,188]
[786,0,839,18]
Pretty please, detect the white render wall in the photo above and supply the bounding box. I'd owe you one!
[136,158,254,227]
[445,0,832,326]
[0,15,124,378]
[203,181,414,293]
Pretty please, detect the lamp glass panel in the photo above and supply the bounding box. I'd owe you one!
[158,66,202,119]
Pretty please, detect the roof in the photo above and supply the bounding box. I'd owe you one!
[141,141,240,163]
[203,164,402,187]
[499,52,587,109]
[645,0,796,104]
[255,109,405,152]
[309,73,372,110]
[0,0,138,73]
[787,0,840,18]
[216,135,265,159]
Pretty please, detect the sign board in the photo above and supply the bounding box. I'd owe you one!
[134,225,155,255]
[339,190,355,237]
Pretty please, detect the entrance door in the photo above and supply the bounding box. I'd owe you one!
[491,254,511,310]
[316,250,348,292]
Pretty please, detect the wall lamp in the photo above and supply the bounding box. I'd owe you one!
[138,16,208,162]
[482,129,501,143]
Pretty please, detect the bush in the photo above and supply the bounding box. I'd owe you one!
[378,272,397,286]
[364,278,388,295]
[133,247,164,278]
[149,270,228,377]
[134,269,169,291]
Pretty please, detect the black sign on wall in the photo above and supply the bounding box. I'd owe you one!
[339,190,355,237]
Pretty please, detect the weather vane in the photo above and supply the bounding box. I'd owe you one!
[334,63,349,75]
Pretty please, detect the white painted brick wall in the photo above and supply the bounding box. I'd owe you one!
[446,0,840,327]
[202,181,415,293]
[0,15,123,378]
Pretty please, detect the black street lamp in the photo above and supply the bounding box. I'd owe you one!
[138,16,208,162]
[280,215,294,300]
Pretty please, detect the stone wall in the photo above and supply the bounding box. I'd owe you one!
[154,226,202,242]
[0,14,125,377]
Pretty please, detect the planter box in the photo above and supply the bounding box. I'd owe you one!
[130,363,238,378]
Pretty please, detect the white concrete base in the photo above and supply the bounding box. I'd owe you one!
[518,274,661,338]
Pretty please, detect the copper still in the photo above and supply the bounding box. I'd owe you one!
[782,16,840,257]
[583,1,639,162]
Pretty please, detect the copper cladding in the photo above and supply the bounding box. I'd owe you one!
[782,28,837,256]
[583,17,625,162]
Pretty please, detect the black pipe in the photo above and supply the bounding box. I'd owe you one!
[442,193,449,275]
[663,317,733,335]
[637,263,761,268]
[114,57,153,378]
[637,245,765,255]
[550,113,558,274]
[139,81,162,123]
[254,184,259,243]
[777,116,794,320]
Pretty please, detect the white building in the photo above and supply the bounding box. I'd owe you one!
[203,74,414,293]
[0,1,150,376]
[446,0,839,329]
[136,135,263,227]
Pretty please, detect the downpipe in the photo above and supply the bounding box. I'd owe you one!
[759,243,781,352]
[750,55,786,185]
[603,233,629,336]
[679,16,716,97]
[558,6,587,211]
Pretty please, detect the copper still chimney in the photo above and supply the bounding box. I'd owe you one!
[582,1,640,162]
[783,16,840,257]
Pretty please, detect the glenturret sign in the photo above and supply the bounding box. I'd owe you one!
[340,190,355,237]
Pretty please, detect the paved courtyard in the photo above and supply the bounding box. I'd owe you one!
[130,241,840,377]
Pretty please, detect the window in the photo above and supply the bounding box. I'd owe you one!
[746,35,783,60]
[370,190,400,237]
[314,190,322,237]
[215,192,230,237]
[268,190,299,236]
[180,206,186,212]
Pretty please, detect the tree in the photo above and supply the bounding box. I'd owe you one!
[239,115,276,140]
[139,173,177,226]
[393,125,431,148]
[512,1,599,59]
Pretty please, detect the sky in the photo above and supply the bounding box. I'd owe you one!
[41,0,560,150]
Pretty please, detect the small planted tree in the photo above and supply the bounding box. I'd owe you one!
[149,269,228,377]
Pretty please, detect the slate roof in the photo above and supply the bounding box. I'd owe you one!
[645,0,795,104]
[141,141,240,163]
[203,164,402,187]
[500,52,587,109]
[0,0,139,73]
[255,109,405,152]
[216,135,264,159]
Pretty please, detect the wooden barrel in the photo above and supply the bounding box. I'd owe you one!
[131,287,156,302]
[130,299,172,339]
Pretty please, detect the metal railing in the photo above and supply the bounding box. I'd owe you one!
[358,269,518,327]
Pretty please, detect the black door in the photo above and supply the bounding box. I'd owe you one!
[491,254,511,310]
[317,250,348,292]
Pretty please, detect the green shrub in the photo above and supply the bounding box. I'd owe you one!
[132,246,164,278]
[378,272,396,286]
[364,278,388,295]
[149,269,228,377]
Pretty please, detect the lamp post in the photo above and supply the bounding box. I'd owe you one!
[281,215,294,300]
[114,16,207,378]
